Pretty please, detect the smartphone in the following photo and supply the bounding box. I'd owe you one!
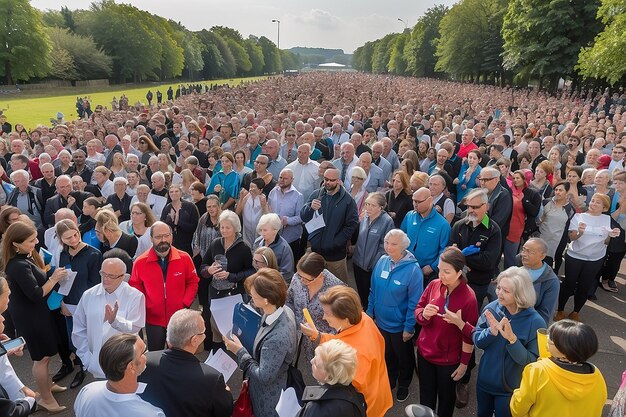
[1,337,26,352]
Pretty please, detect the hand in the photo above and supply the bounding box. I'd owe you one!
[402,331,413,342]
[484,310,500,336]
[451,363,468,381]
[51,267,68,283]
[259,194,267,207]
[422,265,434,276]
[214,184,222,193]
[8,344,24,357]
[499,317,516,343]
[300,321,318,339]
[609,227,621,238]
[282,216,288,226]
[442,308,464,330]
[104,301,119,324]
[20,387,37,399]
[577,222,586,235]
[422,303,440,320]
[205,264,222,276]
[461,245,480,256]
[388,211,396,218]
[453,178,460,185]
[0,334,8,342]
[223,333,243,353]
[66,196,76,207]
[311,199,321,211]
[60,302,72,317]
[238,188,248,200]
[214,270,229,280]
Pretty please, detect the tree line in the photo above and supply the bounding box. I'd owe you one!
[353,0,625,90]
[0,0,301,85]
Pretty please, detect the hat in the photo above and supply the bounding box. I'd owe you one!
[598,154,611,170]
[56,112,64,119]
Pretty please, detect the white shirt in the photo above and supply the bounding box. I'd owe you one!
[568,213,611,261]
[285,158,320,201]
[44,227,62,267]
[0,354,25,400]
[72,282,145,379]
[75,381,165,417]
[99,180,115,199]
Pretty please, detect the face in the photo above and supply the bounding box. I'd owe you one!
[466,197,488,223]
[152,176,165,190]
[438,260,462,286]
[553,184,567,201]
[588,196,605,214]
[392,174,403,191]
[253,157,267,172]
[321,304,347,332]
[56,178,72,197]
[467,152,479,166]
[73,152,85,165]
[12,174,28,190]
[310,353,328,384]
[428,177,445,196]
[513,173,526,188]
[412,192,431,214]
[384,234,404,258]
[151,224,172,254]
[169,186,181,201]
[252,253,268,271]
[13,232,38,255]
[206,199,219,217]
[520,240,544,268]
[259,224,277,242]
[594,172,609,187]
[496,278,516,310]
[132,338,148,376]
[566,170,580,184]
[60,228,81,249]
[101,261,126,293]
[323,170,339,192]
[219,219,235,239]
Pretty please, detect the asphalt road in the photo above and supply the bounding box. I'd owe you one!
[8,263,626,417]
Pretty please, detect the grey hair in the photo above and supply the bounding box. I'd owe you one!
[481,166,501,179]
[219,210,241,234]
[151,171,165,182]
[384,229,411,251]
[525,237,548,255]
[257,213,281,233]
[9,169,29,182]
[465,188,489,204]
[166,309,202,349]
[497,267,537,309]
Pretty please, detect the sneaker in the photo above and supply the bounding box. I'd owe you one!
[396,386,409,402]
[608,280,619,293]
[455,382,469,408]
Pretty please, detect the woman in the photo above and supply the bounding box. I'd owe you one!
[252,213,295,282]
[565,166,587,212]
[223,268,297,417]
[234,149,253,182]
[581,168,598,187]
[56,219,103,389]
[559,152,577,180]
[0,206,21,238]
[555,193,619,321]
[454,150,482,204]
[349,166,368,215]
[420,147,436,173]
[252,246,279,271]
[518,152,532,171]
[473,267,546,417]
[416,141,429,170]
[301,286,393,417]
[201,211,254,347]
[179,169,196,202]
[547,147,563,178]
[300,339,367,417]
[206,147,223,178]
[236,178,269,247]
[510,320,607,417]
[600,171,626,292]
[160,184,199,257]
[529,160,554,199]
[504,170,541,268]
[1,221,69,412]
[120,202,155,258]
[158,152,175,174]
[138,135,159,165]
[385,170,413,228]
[80,197,107,250]
[286,252,344,364]
[54,150,73,177]
[410,171,429,192]
[416,247,478,417]
[585,169,614,208]
[207,152,239,210]
[367,229,422,402]
[352,193,394,309]
[160,138,176,164]
[192,194,222,261]
[109,153,128,178]
[190,181,208,217]
[537,181,575,268]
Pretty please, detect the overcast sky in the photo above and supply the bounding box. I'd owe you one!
[31,0,458,53]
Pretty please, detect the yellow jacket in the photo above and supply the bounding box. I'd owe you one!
[510,358,607,417]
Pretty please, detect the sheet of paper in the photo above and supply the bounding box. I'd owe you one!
[135,382,147,394]
[57,270,78,296]
[305,211,325,234]
[204,348,238,382]
[210,294,244,337]
[276,388,302,417]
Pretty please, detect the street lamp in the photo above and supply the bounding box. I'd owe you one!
[397,18,408,31]
[271,19,280,50]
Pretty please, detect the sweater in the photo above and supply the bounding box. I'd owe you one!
[352,212,394,272]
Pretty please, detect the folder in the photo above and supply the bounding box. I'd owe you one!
[232,302,262,354]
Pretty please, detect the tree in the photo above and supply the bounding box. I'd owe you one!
[60,6,76,32]
[258,36,282,74]
[353,42,374,72]
[578,0,626,85]
[404,5,448,77]
[387,33,409,75]
[152,16,184,80]
[0,0,51,84]
[244,38,265,75]
[227,39,252,75]
[182,32,205,81]
[371,34,397,74]
[46,27,112,80]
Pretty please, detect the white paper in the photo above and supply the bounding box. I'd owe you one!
[204,348,238,382]
[57,270,78,296]
[305,211,325,234]
[135,382,147,394]
[209,294,244,337]
[276,388,302,417]
[151,195,168,218]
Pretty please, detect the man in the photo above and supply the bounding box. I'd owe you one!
[428,174,455,223]
[120,135,141,159]
[139,310,232,417]
[329,122,350,146]
[71,175,86,192]
[528,139,547,171]
[381,137,400,173]
[44,175,92,227]
[194,138,210,169]
[519,238,559,324]
[72,258,145,379]
[74,334,165,417]
[33,162,57,202]
[103,134,123,168]
[609,144,626,173]
[313,127,333,160]
[280,128,298,164]
[457,129,478,159]
[88,166,114,198]
[95,210,138,258]
[357,152,385,193]
[130,222,199,350]
[479,167,513,238]
[241,154,276,196]
[106,177,132,222]
[285,143,320,202]
[7,169,44,232]
[372,141,392,182]
[349,132,371,157]
[264,139,287,178]
[332,142,358,189]
[300,168,358,281]
[268,168,304,261]
[401,188,451,284]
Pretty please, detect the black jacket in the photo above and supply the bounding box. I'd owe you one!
[43,190,93,228]
[299,384,366,417]
[519,186,542,239]
[487,183,513,237]
[160,201,199,256]
[200,236,254,295]
[139,348,233,417]
[101,231,138,258]
[7,185,44,225]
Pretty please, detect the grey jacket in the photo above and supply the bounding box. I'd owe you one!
[237,306,297,417]
[352,211,394,271]
[253,235,295,283]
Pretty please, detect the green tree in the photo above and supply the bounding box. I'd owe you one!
[371,34,396,74]
[153,16,184,80]
[46,27,112,80]
[182,32,205,81]
[42,10,65,28]
[352,42,374,72]
[258,36,282,74]
[244,38,265,75]
[60,6,76,32]
[227,39,252,75]
[387,33,409,75]
[404,5,448,77]
[577,0,626,85]
[0,0,51,84]
[280,50,301,70]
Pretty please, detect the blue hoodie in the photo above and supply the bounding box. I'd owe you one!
[367,252,423,334]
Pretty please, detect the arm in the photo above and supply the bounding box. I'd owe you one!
[211,374,234,417]
[504,318,543,366]
[128,263,145,295]
[404,266,423,333]
[237,334,290,385]
[472,309,499,349]
[510,365,538,417]
[522,189,542,218]
[300,191,319,223]
[88,251,103,288]
[71,299,92,371]
[464,228,502,273]
[432,223,451,272]
[414,284,434,326]
[176,204,199,233]
[110,292,146,333]
[183,257,199,308]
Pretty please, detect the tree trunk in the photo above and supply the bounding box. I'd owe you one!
[4,60,13,85]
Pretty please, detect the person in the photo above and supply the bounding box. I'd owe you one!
[207,152,239,210]
[0,275,37,416]
[601,170,626,292]
[1,221,68,413]
[74,334,165,417]
[95,209,138,258]
[519,238,560,324]
[119,202,155,258]
[537,181,575,268]
[349,166,369,214]
[473,267,546,417]
[479,166,513,242]
[285,143,320,204]
[43,175,92,228]
[236,177,269,247]
[252,213,295,282]
[56,219,103,389]
[267,168,304,262]
[139,309,233,417]
[192,194,222,262]
[160,184,199,257]
[106,177,132,223]
[367,229,423,402]
[129,221,199,351]
[79,196,106,250]
[385,170,413,228]
[252,246,280,271]
[223,268,297,417]
[300,286,393,417]
[415,247,479,417]
[454,150,482,205]
[300,167,359,281]
[300,339,367,417]
[510,320,607,417]
[6,169,44,234]
[72,258,145,379]
[429,174,455,223]
[351,192,394,309]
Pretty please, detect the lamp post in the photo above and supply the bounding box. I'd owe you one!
[271,19,280,50]
[397,18,408,31]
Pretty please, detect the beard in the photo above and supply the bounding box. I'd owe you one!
[154,242,171,254]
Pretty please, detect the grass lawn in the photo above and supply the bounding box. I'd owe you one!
[0,76,268,130]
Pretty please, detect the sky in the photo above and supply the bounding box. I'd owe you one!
[31,0,458,53]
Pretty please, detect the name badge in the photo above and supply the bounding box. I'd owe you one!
[381,270,390,279]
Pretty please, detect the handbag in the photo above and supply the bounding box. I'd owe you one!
[287,336,306,405]
[232,379,254,417]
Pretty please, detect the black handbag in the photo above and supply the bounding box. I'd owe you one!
[287,336,306,405]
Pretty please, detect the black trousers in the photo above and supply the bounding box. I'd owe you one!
[559,254,604,312]
[600,250,626,283]
[353,264,372,310]
[145,324,167,351]
[380,328,415,389]
[417,352,458,417]
[51,309,73,367]
[288,238,305,266]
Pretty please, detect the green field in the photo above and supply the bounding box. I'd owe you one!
[0,76,268,130]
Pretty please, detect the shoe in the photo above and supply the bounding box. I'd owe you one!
[568,311,581,322]
[587,293,598,301]
[70,368,86,389]
[455,382,469,408]
[396,386,409,402]
[608,280,619,293]
[553,310,567,321]
[50,384,67,393]
[599,281,612,292]
[36,400,66,414]
[51,364,73,383]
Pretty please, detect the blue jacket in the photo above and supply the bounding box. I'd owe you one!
[473,301,546,395]
[400,208,450,273]
[528,263,560,325]
[367,252,423,333]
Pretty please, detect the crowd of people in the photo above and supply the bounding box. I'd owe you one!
[0,72,624,417]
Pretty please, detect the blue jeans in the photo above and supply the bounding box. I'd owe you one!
[476,385,513,417]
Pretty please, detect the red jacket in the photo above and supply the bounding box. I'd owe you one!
[130,247,199,327]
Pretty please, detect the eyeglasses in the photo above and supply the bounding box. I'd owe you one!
[100,271,125,280]
[153,233,172,241]
[131,211,144,216]
[254,160,267,165]
[299,272,318,283]
[467,203,485,210]
[520,246,537,255]
[478,177,496,182]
